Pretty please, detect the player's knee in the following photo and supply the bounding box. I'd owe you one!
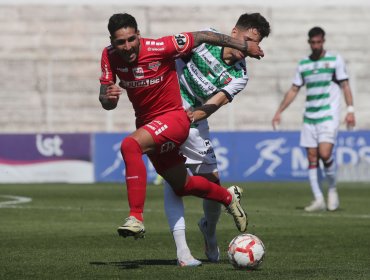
[322,155,334,167]
[320,152,332,163]
[120,137,142,159]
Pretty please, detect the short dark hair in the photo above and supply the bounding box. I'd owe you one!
[308,26,325,39]
[108,13,138,36]
[235,13,271,39]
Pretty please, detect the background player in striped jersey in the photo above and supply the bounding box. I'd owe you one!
[272,26,356,212]
[163,13,270,266]
[99,13,265,246]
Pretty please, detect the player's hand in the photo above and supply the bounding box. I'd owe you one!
[186,108,195,123]
[272,113,281,130]
[345,113,356,130]
[105,81,122,102]
[245,40,264,60]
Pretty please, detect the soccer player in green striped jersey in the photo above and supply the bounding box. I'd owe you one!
[272,26,356,213]
[163,13,270,266]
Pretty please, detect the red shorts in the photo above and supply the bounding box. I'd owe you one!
[142,110,191,174]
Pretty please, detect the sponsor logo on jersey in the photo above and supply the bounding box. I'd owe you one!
[172,33,190,52]
[120,75,164,88]
[132,67,144,79]
[148,47,165,52]
[148,61,161,72]
[202,54,213,65]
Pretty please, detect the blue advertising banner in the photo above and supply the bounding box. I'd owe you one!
[211,131,370,182]
[93,133,158,183]
[93,131,370,183]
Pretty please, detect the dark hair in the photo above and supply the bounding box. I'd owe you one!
[108,13,138,36]
[308,26,325,39]
[235,13,271,39]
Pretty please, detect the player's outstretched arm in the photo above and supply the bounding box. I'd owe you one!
[272,85,300,130]
[191,31,264,59]
[99,81,122,110]
[188,91,229,123]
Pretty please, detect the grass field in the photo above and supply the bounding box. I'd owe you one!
[1,182,370,280]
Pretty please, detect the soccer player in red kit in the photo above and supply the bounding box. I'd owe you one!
[99,13,264,240]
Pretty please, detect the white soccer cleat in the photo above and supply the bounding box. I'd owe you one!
[177,258,202,267]
[225,186,248,232]
[198,217,220,262]
[117,216,145,239]
[327,189,339,211]
[304,197,326,212]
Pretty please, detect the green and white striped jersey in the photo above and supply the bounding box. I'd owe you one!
[293,51,349,125]
[176,32,248,110]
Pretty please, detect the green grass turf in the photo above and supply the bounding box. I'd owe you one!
[0,182,370,279]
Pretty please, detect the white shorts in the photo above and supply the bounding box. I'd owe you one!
[300,121,339,148]
[180,119,218,173]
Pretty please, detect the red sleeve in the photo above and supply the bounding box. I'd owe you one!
[99,47,116,85]
[161,32,194,58]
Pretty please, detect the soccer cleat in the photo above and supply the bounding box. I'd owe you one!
[117,216,145,239]
[225,186,248,232]
[304,197,326,212]
[327,189,339,211]
[177,258,202,267]
[198,217,220,262]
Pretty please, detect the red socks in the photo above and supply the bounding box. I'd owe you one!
[174,176,232,206]
[120,137,146,221]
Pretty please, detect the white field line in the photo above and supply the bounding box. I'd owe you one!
[0,195,32,208]
[0,201,369,220]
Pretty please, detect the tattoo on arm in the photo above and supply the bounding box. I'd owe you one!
[99,84,108,102]
[192,31,247,52]
[99,84,117,110]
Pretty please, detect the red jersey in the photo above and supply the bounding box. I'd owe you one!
[100,33,194,127]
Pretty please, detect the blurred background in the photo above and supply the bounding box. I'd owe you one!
[0,0,369,132]
[0,0,369,183]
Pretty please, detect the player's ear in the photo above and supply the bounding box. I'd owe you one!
[137,30,141,39]
[231,27,238,37]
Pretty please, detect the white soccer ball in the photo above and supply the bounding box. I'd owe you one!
[227,233,265,269]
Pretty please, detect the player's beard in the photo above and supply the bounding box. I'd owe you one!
[119,44,140,64]
[311,48,324,59]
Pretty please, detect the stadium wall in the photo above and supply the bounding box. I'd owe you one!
[1,131,369,183]
[0,2,369,132]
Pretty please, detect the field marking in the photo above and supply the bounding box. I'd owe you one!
[1,203,369,220]
[0,195,32,208]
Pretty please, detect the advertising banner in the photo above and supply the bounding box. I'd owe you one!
[211,131,370,182]
[93,133,158,183]
[0,134,93,183]
[93,131,370,183]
